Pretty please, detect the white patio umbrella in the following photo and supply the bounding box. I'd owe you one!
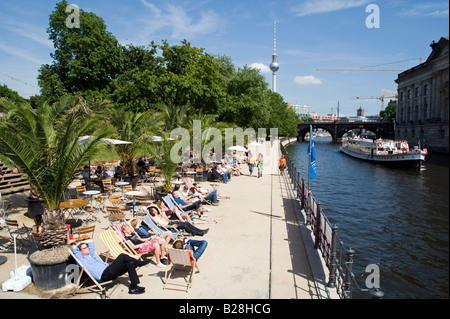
[227,145,248,152]
[77,136,132,188]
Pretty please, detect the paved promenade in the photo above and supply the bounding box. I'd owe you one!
[0,139,335,300]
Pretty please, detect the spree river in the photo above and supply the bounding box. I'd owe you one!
[285,138,449,299]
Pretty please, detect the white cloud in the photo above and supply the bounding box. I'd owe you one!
[293,0,371,16]
[0,41,44,65]
[140,0,222,40]
[398,2,449,18]
[294,75,322,85]
[249,62,271,73]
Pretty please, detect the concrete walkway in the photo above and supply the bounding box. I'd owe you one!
[0,139,333,300]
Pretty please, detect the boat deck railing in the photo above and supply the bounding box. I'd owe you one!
[280,141,384,299]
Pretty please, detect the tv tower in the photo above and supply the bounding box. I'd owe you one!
[269,20,279,92]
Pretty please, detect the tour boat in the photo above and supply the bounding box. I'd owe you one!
[340,137,427,169]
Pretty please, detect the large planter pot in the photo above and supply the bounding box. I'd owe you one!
[25,197,45,219]
[124,175,138,188]
[27,250,72,290]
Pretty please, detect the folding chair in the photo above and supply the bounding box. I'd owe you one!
[71,225,96,243]
[75,185,89,200]
[164,247,200,292]
[106,206,126,226]
[195,168,204,181]
[5,219,32,250]
[98,228,143,263]
[68,248,114,298]
[142,212,180,240]
[102,179,115,195]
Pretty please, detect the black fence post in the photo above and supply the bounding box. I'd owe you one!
[343,248,355,299]
[314,203,321,249]
[327,224,338,288]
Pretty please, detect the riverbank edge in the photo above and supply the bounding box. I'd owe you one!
[281,137,339,299]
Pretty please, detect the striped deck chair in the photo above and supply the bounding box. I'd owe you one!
[162,194,189,216]
[112,220,153,257]
[183,177,194,189]
[142,211,180,239]
[98,227,143,263]
[68,248,114,299]
[164,247,200,292]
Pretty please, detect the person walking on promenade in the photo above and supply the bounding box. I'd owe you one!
[279,155,286,176]
[248,152,255,177]
[257,153,263,178]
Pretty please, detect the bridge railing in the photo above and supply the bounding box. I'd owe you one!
[280,141,383,299]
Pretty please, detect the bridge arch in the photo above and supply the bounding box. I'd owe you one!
[297,121,395,143]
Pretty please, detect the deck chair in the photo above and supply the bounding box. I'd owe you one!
[68,248,114,299]
[164,247,200,292]
[183,177,194,189]
[98,227,143,263]
[142,212,180,239]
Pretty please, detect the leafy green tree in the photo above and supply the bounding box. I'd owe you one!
[38,0,122,101]
[156,40,224,115]
[380,100,396,121]
[0,84,27,104]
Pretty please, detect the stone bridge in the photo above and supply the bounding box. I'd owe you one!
[297,121,395,143]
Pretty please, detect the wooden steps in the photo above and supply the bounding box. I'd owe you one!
[0,162,30,196]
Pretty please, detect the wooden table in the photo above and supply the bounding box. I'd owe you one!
[60,199,89,223]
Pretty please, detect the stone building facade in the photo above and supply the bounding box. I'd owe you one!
[395,37,449,154]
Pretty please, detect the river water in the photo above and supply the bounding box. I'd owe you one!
[285,138,449,299]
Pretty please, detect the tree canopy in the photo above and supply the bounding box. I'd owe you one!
[36,0,299,136]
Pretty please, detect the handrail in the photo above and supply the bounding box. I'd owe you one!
[280,140,383,299]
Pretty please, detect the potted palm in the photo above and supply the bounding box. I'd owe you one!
[0,96,110,289]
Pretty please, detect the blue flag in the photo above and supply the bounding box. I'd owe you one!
[307,127,316,179]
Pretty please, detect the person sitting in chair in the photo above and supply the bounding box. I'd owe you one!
[70,239,150,294]
[172,238,208,261]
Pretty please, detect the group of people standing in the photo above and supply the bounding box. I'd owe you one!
[247,152,264,178]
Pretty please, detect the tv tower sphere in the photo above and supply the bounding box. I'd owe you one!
[270,57,279,72]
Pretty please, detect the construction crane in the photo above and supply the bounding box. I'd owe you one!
[317,67,409,71]
[317,58,423,72]
[353,95,397,110]
[381,89,398,96]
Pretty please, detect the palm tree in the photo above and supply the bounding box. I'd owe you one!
[0,96,110,250]
[107,108,162,177]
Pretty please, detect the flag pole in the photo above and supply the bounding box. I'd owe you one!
[306,125,312,225]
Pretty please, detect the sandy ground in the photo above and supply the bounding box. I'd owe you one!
[0,139,334,301]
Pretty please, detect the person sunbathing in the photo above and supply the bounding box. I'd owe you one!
[70,239,149,294]
[172,238,208,261]
[147,204,209,237]
[121,224,168,268]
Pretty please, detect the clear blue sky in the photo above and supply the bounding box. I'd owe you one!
[0,0,448,117]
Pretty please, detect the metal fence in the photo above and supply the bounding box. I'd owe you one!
[280,142,383,299]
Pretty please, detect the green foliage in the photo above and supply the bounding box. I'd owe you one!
[37,1,300,137]
[0,84,28,104]
[38,0,122,101]
[0,96,111,209]
[379,100,396,121]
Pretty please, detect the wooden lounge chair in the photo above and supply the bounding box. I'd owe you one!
[68,248,114,299]
[164,247,200,292]
[98,228,143,263]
